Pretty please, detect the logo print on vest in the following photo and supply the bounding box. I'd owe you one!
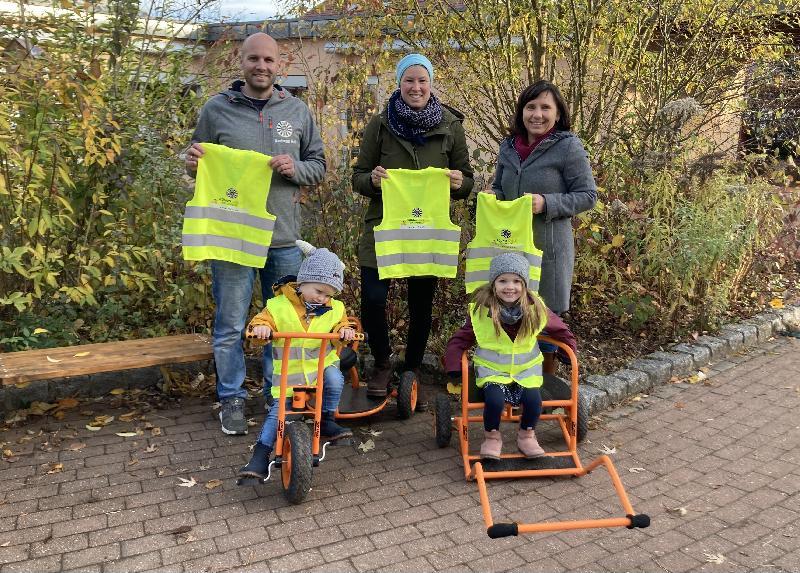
[501,229,512,239]
[411,208,423,218]
[276,121,293,138]
[226,188,238,199]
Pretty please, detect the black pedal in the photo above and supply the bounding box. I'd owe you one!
[236,476,268,486]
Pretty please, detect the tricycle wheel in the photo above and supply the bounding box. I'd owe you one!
[281,421,313,504]
[576,392,589,443]
[434,394,452,448]
[396,371,418,419]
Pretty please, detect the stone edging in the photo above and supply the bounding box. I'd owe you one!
[579,305,800,414]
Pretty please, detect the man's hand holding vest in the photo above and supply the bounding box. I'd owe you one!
[185,142,204,171]
[270,154,295,179]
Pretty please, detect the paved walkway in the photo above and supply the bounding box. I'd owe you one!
[1,337,798,573]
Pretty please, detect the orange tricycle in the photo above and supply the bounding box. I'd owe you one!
[433,335,650,537]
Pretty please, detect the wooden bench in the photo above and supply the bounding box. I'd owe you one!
[0,334,213,387]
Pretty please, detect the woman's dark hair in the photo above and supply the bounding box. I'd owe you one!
[509,80,571,137]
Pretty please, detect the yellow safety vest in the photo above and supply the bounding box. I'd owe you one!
[182,143,277,267]
[464,193,543,293]
[470,302,547,389]
[267,295,344,399]
[373,167,461,279]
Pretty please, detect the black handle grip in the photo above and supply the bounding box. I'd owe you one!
[626,514,651,529]
[487,523,519,538]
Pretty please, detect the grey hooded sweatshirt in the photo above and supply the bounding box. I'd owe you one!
[189,81,326,249]
[492,131,596,314]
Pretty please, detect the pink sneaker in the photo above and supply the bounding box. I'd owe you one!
[480,430,503,460]
[517,428,545,458]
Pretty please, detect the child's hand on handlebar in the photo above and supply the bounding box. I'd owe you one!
[251,325,272,340]
[339,327,356,342]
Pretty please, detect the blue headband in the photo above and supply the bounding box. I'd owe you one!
[396,54,434,86]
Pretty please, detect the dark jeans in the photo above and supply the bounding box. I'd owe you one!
[482,384,542,431]
[360,266,436,369]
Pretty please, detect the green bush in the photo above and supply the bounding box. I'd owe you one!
[0,1,212,350]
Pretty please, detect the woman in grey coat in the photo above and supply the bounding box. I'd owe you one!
[491,80,597,316]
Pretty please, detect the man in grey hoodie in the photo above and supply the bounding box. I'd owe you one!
[185,33,326,435]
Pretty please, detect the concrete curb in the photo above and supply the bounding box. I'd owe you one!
[579,305,800,414]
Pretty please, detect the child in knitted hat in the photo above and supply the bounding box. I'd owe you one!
[443,252,576,460]
[239,240,356,479]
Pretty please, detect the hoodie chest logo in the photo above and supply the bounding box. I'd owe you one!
[276,121,293,138]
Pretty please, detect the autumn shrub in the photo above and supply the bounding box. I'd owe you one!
[0,1,212,350]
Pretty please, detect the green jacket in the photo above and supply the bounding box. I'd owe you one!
[352,104,475,268]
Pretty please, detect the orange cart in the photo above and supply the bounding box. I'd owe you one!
[433,335,650,537]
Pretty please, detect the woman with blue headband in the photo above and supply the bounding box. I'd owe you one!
[352,53,475,397]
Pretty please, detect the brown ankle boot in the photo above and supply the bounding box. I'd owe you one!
[367,363,392,397]
[480,430,503,460]
[517,428,545,458]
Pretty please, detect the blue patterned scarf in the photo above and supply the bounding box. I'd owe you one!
[386,89,443,146]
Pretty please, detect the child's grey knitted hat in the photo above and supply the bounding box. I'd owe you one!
[295,240,345,293]
[488,252,530,286]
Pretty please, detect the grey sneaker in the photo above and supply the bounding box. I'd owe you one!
[219,397,248,435]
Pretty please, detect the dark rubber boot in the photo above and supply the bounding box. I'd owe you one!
[238,442,272,479]
[367,363,392,397]
[320,412,353,441]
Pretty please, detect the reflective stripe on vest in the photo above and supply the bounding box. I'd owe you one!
[464,193,543,293]
[267,295,344,399]
[374,167,461,279]
[182,143,277,267]
[470,302,546,389]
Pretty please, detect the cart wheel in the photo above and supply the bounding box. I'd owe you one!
[433,394,452,448]
[281,421,313,504]
[577,392,589,443]
[396,371,418,419]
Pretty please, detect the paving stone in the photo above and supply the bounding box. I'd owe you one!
[747,314,782,340]
[578,384,609,415]
[584,375,628,404]
[670,343,711,368]
[693,335,730,361]
[648,351,695,378]
[779,304,800,326]
[628,357,672,386]
[722,323,759,347]
[717,328,745,352]
[62,543,120,569]
[612,368,652,395]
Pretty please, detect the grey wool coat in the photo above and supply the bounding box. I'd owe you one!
[491,131,597,314]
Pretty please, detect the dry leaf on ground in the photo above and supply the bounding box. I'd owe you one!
[73,351,91,357]
[358,439,375,453]
[46,463,63,474]
[598,444,617,455]
[115,432,140,438]
[46,356,61,363]
[628,467,646,473]
[205,479,223,490]
[177,477,197,488]
[704,553,726,564]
